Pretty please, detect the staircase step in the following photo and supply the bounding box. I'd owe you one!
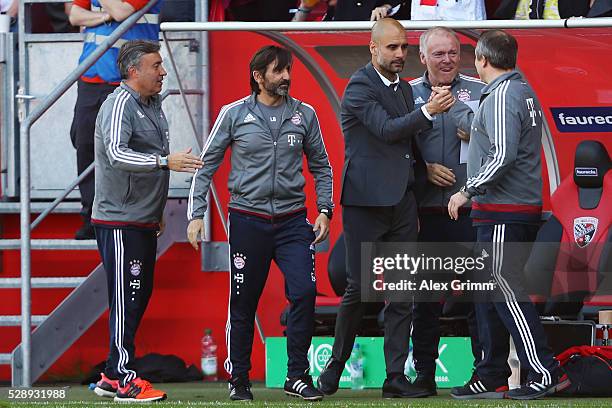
[0,353,10,364]
[0,202,81,214]
[0,315,47,326]
[0,277,86,289]
[0,239,97,250]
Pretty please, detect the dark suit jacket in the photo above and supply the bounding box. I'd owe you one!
[340,63,432,207]
[494,0,590,19]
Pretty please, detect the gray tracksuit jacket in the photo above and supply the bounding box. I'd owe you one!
[92,83,170,225]
[465,70,543,225]
[410,73,485,208]
[187,93,333,221]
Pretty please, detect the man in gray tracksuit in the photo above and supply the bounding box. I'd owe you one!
[187,46,333,402]
[448,30,565,400]
[92,40,202,402]
[409,27,484,395]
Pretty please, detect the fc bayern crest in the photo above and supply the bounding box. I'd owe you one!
[291,113,302,125]
[129,260,142,277]
[457,89,471,102]
[573,216,598,248]
[233,253,246,270]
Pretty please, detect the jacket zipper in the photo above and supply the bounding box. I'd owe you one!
[250,98,300,221]
[270,104,292,222]
[271,140,277,222]
[441,99,447,205]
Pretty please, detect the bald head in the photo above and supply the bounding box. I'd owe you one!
[369,18,408,80]
[371,18,405,43]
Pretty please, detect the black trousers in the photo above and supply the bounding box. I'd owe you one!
[70,80,117,223]
[224,210,316,379]
[475,223,558,385]
[413,211,481,377]
[333,190,418,375]
[95,226,157,387]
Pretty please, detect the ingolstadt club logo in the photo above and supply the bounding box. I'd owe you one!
[573,217,598,248]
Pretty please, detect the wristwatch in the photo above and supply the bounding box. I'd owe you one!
[459,185,472,199]
[158,155,169,170]
[319,207,333,220]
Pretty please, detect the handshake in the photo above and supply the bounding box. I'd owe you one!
[424,86,456,116]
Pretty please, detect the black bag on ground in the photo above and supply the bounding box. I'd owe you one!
[557,346,612,397]
[82,353,203,384]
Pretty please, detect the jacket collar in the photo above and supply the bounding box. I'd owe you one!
[373,65,399,89]
[120,82,161,107]
[246,92,301,113]
[481,70,522,95]
[417,71,461,90]
[365,62,402,90]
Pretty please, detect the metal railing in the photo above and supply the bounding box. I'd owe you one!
[161,17,612,31]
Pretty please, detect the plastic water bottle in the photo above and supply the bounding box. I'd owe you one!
[349,343,364,390]
[201,329,218,381]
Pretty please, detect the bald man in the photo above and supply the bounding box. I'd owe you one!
[318,18,455,398]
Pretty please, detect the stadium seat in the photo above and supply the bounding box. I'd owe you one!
[524,140,611,319]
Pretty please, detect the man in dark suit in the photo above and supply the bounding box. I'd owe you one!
[317,18,455,398]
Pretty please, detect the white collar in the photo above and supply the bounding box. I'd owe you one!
[373,66,400,90]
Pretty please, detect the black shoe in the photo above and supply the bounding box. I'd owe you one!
[284,375,324,401]
[317,357,344,395]
[228,377,253,401]
[413,374,437,396]
[450,374,507,399]
[75,222,95,240]
[506,370,571,400]
[382,374,430,398]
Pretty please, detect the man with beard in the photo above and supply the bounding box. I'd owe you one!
[317,18,455,398]
[187,45,333,402]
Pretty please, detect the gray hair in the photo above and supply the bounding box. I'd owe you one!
[117,40,161,80]
[474,30,518,70]
[419,27,460,54]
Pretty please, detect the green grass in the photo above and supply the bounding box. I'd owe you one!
[0,383,610,408]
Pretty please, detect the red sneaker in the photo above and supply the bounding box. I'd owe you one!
[114,378,167,402]
[93,373,119,398]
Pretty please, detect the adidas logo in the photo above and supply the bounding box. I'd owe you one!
[414,96,425,104]
[243,113,256,123]
[292,379,308,393]
[481,249,489,258]
[136,110,145,119]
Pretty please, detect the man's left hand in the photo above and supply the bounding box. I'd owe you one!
[168,148,203,173]
[457,128,470,141]
[312,213,330,244]
[448,191,469,220]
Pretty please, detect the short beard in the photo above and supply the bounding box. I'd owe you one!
[382,61,403,74]
[264,80,290,97]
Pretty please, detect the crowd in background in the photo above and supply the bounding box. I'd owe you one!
[3,0,612,34]
[218,0,612,22]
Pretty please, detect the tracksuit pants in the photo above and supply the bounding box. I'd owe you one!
[94,226,157,387]
[475,223,559,385]
[224,209,317,379]
[70,80,117,224]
